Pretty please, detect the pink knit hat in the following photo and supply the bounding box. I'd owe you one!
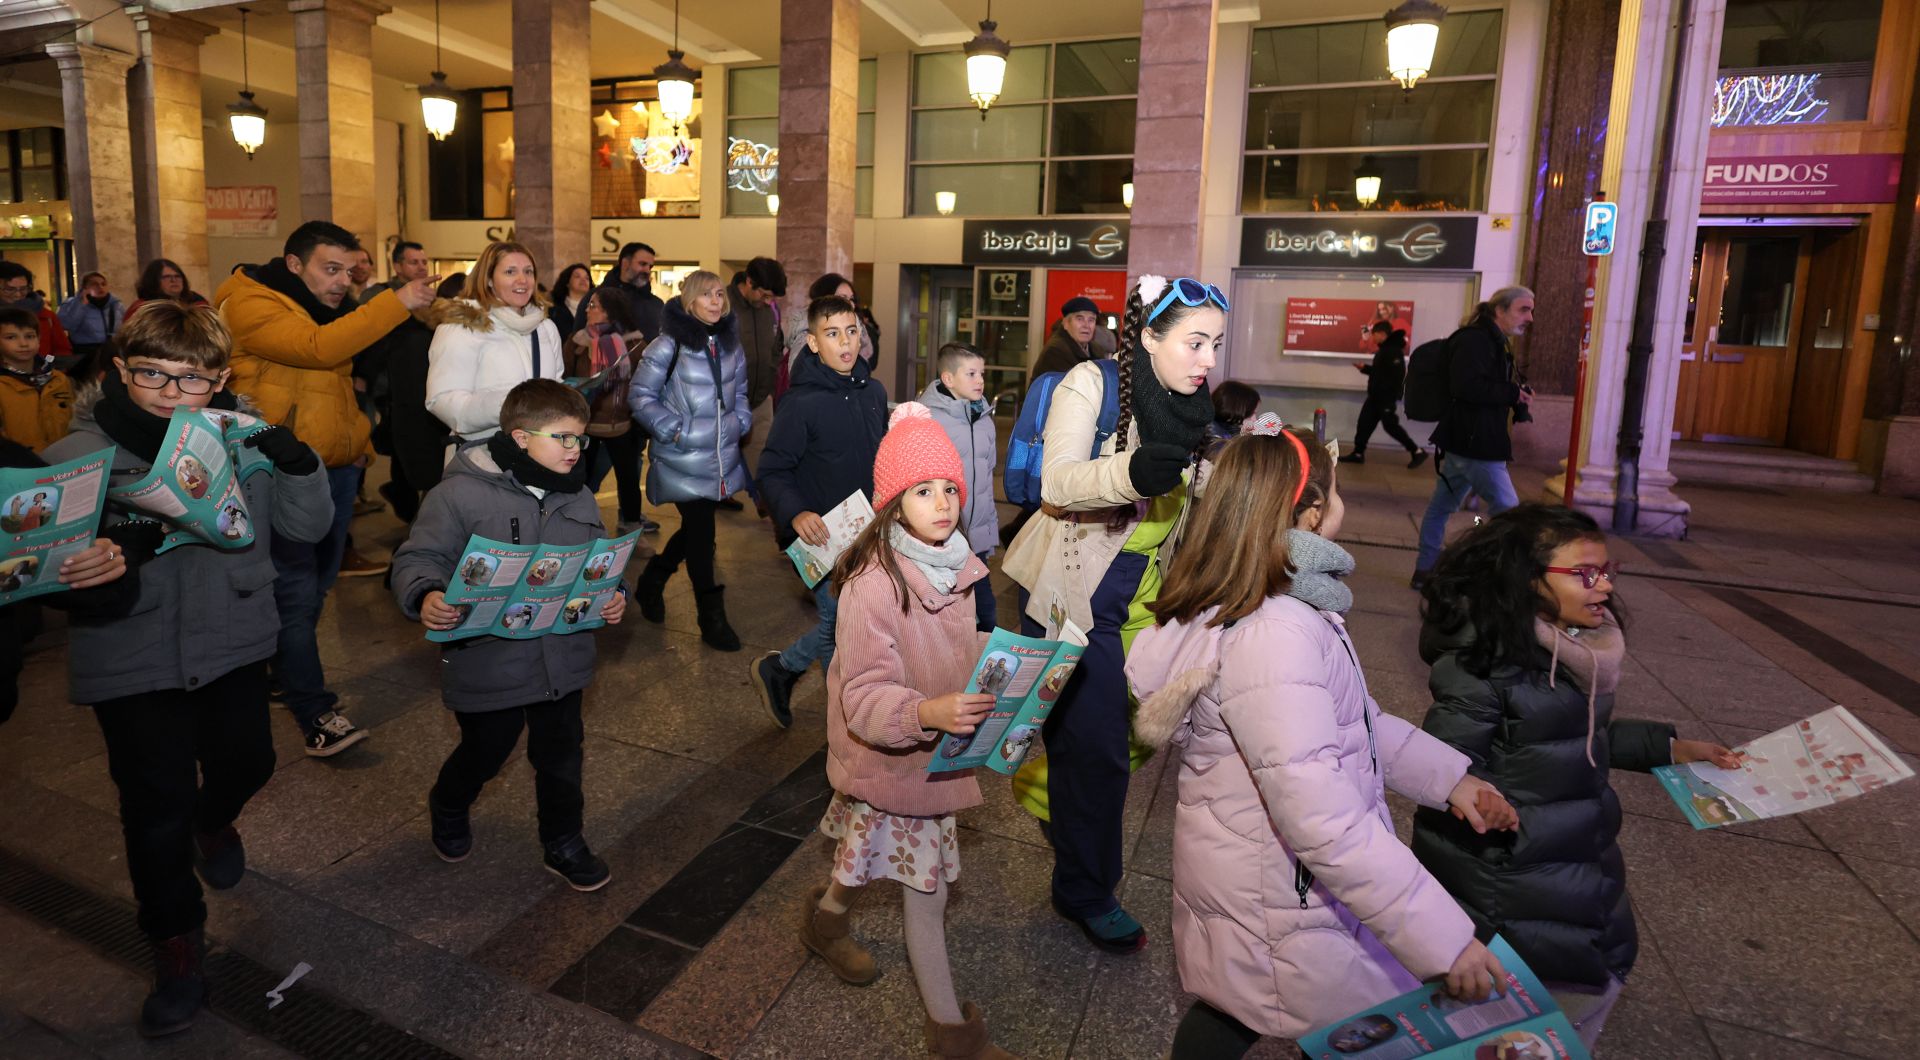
[872,402,967,510]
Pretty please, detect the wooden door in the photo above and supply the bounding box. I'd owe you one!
[1686,232,1811,445]
[1784,228,1863,455]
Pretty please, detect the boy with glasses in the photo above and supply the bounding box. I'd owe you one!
[390,379,626,891]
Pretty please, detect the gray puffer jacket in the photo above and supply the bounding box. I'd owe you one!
[917,380,998,556]
[42,387,333,704]
[390,444,606,712]
[628,299,752,504]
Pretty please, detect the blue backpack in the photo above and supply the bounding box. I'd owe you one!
[1003,359,1121,510]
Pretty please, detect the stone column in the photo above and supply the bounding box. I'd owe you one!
[1127,0,1218,284]
[1866,48,1920,497]
[45,42,140,289]
[512,0,591,274]
[287,0,389,241]
[1565,0,1726,536]
[128,6,217,285]
[775,0,860,303]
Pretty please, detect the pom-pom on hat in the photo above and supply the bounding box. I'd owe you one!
[872,401,967,511]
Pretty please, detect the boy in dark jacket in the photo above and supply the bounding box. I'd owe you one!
[390,379,625,892]
[1341,322,1426,469]
[749,295,887,728]
[40,302,335,1038]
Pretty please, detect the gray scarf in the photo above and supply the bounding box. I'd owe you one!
[1284,529,1355,615]
[888,522,972,596]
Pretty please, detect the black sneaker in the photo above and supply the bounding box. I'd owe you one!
[753,650,801,729]
[139,928,206,1038]
[543,834,611,892]
[1339,452,1365,465]
[1408,450,1430,470]
[428,795,472,863]
[304,711,368,757]
[192,826,246,890]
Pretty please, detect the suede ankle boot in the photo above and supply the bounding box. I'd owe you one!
[139,927,206,1037]
[694,585,741,651]
[635,556,675,623]
[797,883,877,985]
[924,1001,1018,1059]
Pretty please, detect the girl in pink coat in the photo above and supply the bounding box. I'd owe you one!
[796,403,1016,1060]
[1127,418,1517,1057]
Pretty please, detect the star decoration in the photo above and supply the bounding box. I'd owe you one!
[596,141,613,168]
[594,109,622,139]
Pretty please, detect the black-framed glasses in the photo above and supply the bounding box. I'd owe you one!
[521,429,591,450]
[128,366,218,395]
[1148,278,1230,322]
[1545,561,1619,589]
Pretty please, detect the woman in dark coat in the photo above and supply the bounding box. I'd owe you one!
[384,274,467,512]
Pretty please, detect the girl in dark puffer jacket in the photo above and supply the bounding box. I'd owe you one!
[1410,504,1740,1050]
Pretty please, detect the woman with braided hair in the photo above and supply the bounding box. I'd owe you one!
[1001,274,1226,954]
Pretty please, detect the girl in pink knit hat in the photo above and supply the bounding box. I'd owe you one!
[796,402,1018,1059]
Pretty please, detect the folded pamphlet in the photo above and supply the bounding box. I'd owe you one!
[1654,705,1913,829]
[1297,936,1591,1059]
[783,490,875,588]
[928,622,1087,776]
[427,530,640,642]
[0,447,115,606]
[106,406,276,554]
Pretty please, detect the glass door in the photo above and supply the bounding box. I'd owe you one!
[1677,232,1811,445]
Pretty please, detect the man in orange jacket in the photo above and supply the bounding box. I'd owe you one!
[215,221,439,757]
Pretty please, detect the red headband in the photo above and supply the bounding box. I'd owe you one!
[1283,429,1311,511]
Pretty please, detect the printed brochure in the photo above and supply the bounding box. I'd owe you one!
[0,447,115,606]
[428,530,641,642]
[1654,705,1914,829]
[783,490,875,588]
[928,622,1087,776]
[1298,936,1591,1060]
[105,406,276,554]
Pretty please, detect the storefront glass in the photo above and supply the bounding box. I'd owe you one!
[725,62,876,217]
[1,129,66,205]
[1715,0,1881,126]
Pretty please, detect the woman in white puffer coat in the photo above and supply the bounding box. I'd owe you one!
[426,241,564,452]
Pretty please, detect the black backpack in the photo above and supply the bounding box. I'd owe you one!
[1401,337,1453,422]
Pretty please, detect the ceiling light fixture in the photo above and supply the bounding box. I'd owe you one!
[1353,155,1384,208]
[419,0,459,140]
[1384,0,1447,92]
[935,190,956,216]
[963,0,1011,121]
[227,7,268,159]
[652,0,697,133]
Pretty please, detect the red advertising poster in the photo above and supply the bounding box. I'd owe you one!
[1284,298,1415,357]
[205,185,278,238]
[1044,269,1129,321]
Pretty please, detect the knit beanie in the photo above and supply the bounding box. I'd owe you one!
[872,401,967,511]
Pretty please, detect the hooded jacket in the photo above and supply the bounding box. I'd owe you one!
[56,292,125,346]
[40,385,334,704]
[1410,612,1674,987]
[389,444,605,711]
[1360,331,1409,403]
[917,380,997,556]
[1431,316,1522,462]
[216,264,409,468]
[1127,593,1476,1039]
[0,358,75,451]
[424,298,565,444]
[728,283,784,409]
[754,347,888,548]
[628,299,752,504]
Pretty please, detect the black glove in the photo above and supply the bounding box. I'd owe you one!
[244,425,321,476]
[102,518,168,568]
[1127,443,1190,498]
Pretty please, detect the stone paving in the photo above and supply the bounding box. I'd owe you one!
[2,453,1918,1059]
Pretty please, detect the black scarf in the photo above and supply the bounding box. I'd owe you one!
[252,258,350,325]
[486,431,585,494]
[93,368,237,463]
[1128,344,1214,452]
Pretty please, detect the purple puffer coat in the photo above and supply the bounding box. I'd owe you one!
[1128,593,1477,1039]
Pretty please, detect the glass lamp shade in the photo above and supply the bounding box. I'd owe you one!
[1122,181,1134,209]
[1353,156,1385,208]
[935,190,957,215]
[640,198,659,217]
[964,21,1011,118]
[653,50,697,129]
[767,194,780,216]
[1385,0,1447,90]
[228,91,268,158]
[420,72,459,140]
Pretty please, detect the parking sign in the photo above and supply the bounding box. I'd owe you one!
[1583,201,1617,256]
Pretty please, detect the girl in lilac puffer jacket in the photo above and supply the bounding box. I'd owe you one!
[1127,420,1518,1058]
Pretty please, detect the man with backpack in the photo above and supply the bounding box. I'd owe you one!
[1340,321,1426,469]
[1410,286,1535,589]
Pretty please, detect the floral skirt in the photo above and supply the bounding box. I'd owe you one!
[819,792,960,894]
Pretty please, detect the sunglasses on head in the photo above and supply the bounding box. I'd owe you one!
[1545,561,1619,589]
[1148,278,1229,323]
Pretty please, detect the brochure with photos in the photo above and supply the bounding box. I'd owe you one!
[1654,705,1913,829]
[928,622,1087,776]
[428,530,640,642]
[0,446,114,605]
[783,489,876,588]
[105,406,276,554]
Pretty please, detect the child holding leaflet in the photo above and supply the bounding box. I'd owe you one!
[918,342,1000,632]
[391,379,627,891]
[1126,418,1516,1058]
[797,403,1016,1059]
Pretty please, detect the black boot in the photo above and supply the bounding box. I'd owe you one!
[634,556,674,624]
[694,585,742,652]
[428,792,472,862]
[139,927,206,1037]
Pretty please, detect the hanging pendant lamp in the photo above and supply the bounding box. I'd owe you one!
[1384,0,1447,92]
[227,7,268,159]
[963,0,1011,121]
[419,0,459,140]
[652,0,697,133]
[1353,156,1384,208]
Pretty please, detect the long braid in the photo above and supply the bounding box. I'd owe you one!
[1115,287,1145,453]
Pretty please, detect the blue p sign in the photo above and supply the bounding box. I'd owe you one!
[1583,201,1618,256]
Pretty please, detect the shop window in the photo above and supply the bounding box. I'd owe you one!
[591,78,703,219]
[0,128,66,205]
[725,61,877,217]
[1243,15,1500,213]
[427,89,513,220]
[1715,0,1880,126]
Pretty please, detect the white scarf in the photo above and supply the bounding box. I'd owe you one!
[489,303,547,335]
[888,522,972,596]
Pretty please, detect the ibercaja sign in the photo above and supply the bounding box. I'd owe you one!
[1239,215,1479,271]
[963,220,1130,267]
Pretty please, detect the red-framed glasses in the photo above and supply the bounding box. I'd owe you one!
[1545,562,1619,589]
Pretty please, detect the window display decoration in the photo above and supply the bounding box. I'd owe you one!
[631,136,695,174]
[1712,73,1830,126]
[726,137,780,195]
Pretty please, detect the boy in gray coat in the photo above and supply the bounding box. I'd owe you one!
[390,380,626,892]
[41,302,335,1038]
[918,342,1000,631]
